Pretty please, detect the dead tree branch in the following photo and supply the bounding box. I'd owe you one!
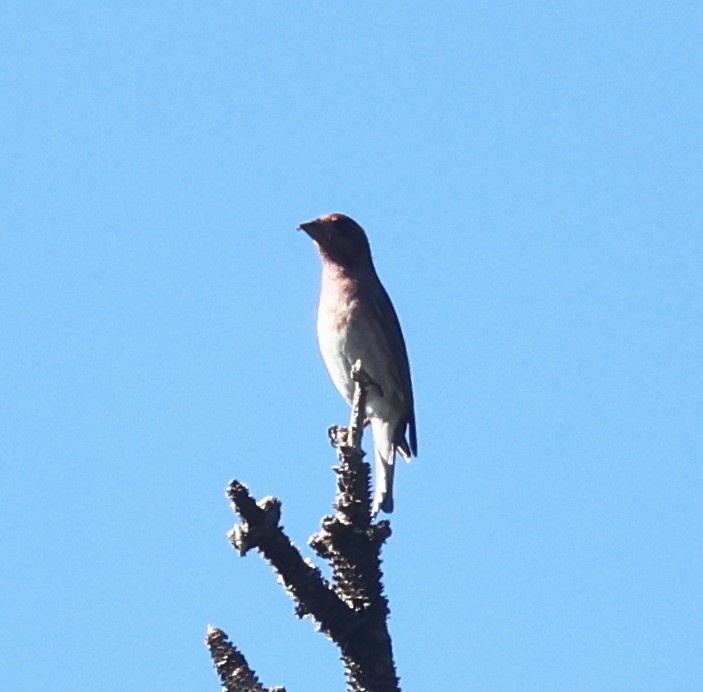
[207,361,399,691]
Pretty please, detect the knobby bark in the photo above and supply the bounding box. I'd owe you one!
[207,361,399,692]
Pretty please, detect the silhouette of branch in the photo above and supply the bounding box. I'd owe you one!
[205,626,285,692]
[208,361,399,691]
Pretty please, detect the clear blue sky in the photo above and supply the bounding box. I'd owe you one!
[2,3,701,690]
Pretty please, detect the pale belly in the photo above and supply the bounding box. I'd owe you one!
[316,311,399,424]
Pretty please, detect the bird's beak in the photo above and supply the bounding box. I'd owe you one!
[297,219,316,233]
[298,219,325,242]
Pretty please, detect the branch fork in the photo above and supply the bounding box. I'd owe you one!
[208,361,399,692]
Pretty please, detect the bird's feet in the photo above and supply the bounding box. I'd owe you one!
[350,360,384,397]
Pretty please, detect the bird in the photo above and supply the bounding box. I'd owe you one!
[298,212,417,515]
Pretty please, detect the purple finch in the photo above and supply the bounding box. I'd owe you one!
[299,213,417,515]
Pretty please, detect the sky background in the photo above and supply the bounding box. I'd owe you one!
[2,3,701,690]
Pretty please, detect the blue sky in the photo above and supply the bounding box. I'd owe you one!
[2,3,701,690]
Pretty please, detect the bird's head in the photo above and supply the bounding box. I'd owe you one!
[298,213,373,269]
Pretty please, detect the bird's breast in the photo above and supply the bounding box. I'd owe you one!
[317,273,360,403]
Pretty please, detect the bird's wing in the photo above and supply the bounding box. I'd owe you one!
[367,275,417,457]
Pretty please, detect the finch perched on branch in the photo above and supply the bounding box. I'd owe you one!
[299,213,417,515]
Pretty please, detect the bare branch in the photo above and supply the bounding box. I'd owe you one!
[205,626,285,692]
[213,361,399,691]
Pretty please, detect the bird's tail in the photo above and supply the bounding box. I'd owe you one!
[371,419,396,516]
[373,446,395,515]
